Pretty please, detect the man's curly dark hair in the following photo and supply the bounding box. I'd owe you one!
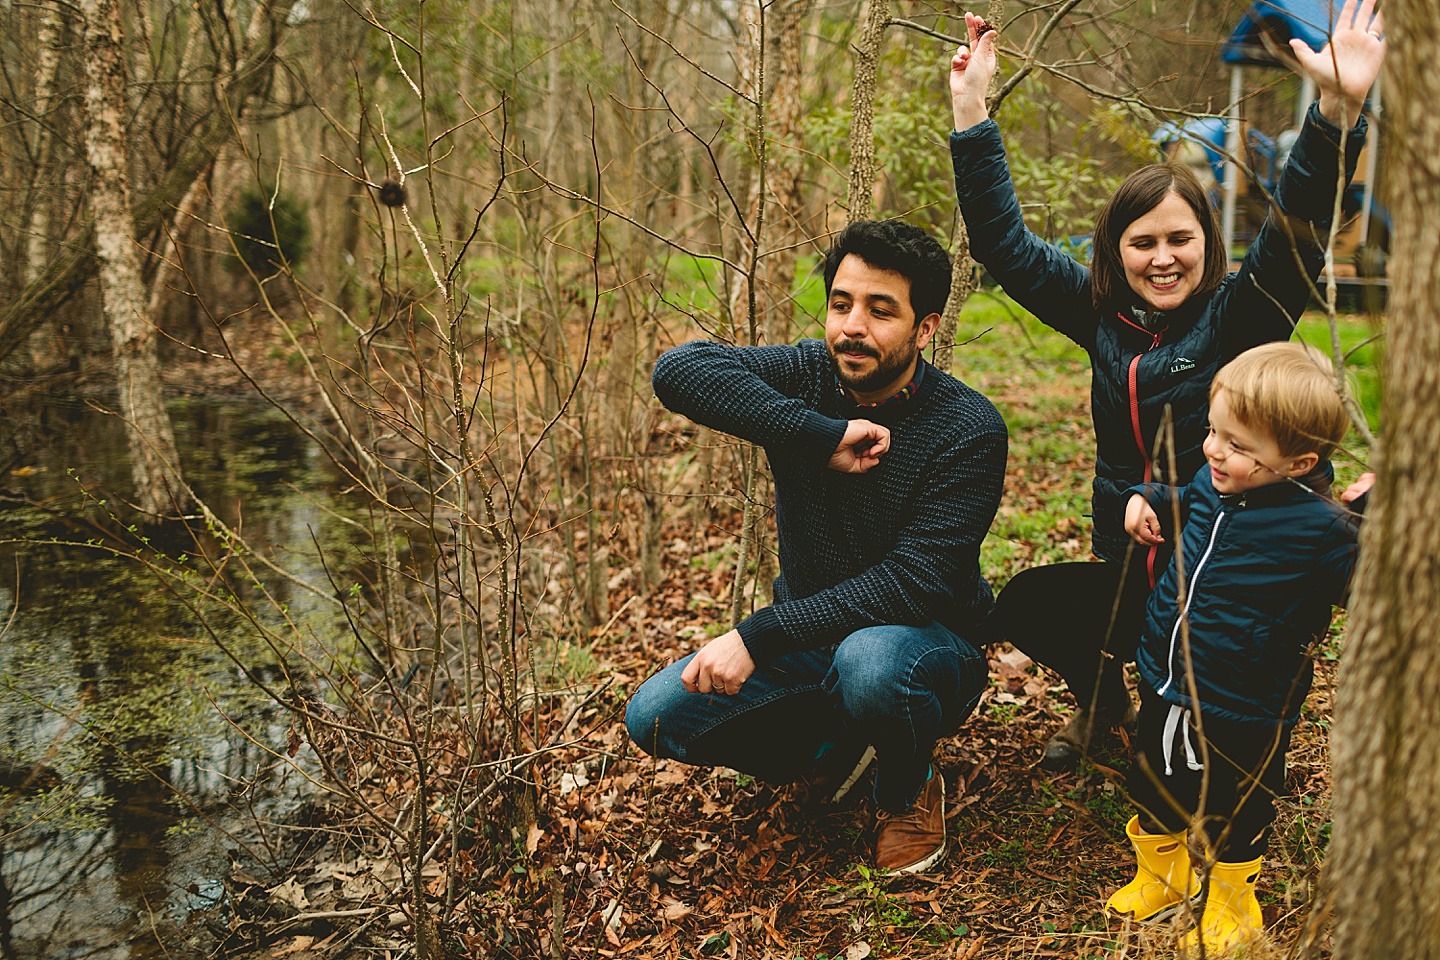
[822,220,952,324]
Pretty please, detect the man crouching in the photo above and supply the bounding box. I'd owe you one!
[625,220,1008,874]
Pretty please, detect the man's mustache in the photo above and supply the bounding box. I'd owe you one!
[832,339,880,359]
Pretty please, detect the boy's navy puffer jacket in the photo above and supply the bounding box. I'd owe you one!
[1126,463,1359,724]
[951,103,1366,569]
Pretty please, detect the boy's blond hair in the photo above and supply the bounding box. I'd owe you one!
[1211,342,1350,461]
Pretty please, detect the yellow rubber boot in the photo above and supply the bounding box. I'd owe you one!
[1179,856,1265,955]
[1105,815,1198,921]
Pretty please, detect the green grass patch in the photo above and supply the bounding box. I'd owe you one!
[1294,311,1381,484]
[945,291,1094,584]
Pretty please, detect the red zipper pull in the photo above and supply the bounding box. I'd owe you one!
[1116,311,1167,348]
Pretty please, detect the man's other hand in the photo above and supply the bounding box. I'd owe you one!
[681,629,756,696]
[828,419,890,473]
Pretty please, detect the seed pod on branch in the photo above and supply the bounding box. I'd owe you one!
[378,179,406,208]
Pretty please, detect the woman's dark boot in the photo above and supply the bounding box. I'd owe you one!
[1041,699,1137,770]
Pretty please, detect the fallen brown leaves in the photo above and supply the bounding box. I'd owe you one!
[228,565,1338,958]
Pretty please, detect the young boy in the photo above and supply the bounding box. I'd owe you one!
[1104,341,1360,953]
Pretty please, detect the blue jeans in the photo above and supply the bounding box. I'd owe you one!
[624,621,987,813]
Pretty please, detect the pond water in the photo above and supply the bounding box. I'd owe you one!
[0,394,361,959]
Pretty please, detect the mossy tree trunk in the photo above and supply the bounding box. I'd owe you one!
[80,0,187,516]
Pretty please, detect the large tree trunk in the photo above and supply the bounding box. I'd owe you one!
[757,0,815,345]
[22,1,66,289]
[80,0,186,516]
[746,0,813,607]
[1328,5,1440,958]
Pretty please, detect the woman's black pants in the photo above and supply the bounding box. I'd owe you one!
[974,557,1153,719]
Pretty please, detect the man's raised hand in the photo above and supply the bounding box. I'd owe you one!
[828,419,890,473]
[681,629,756,696]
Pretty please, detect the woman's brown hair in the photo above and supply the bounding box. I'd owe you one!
[1089,162,1226,310]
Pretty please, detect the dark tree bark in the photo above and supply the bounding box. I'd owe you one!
[1329,4,1440,958]
[846,0,889,221]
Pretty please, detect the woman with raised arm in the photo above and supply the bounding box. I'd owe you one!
[949,2,1384,768]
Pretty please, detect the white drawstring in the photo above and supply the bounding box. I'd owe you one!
[1161,703,1205,776]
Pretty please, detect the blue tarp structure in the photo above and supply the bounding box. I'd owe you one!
[1222,0,1343,66]
[1153,118,1279,197]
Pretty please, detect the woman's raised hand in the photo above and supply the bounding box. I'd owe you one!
[1290,0,1385,129]
[950,12,999,132]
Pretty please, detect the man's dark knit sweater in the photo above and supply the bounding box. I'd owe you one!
[653,338,1008,664]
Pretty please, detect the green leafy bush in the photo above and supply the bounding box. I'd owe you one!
[228,188,311,276]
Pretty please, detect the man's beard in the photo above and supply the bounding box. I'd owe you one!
[829,333,919,394]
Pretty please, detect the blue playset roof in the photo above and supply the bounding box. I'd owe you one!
[1223,0,1344,66]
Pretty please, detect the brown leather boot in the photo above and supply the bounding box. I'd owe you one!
[875,770,945,874]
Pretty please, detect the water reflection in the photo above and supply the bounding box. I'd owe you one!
[0,395,357,959]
